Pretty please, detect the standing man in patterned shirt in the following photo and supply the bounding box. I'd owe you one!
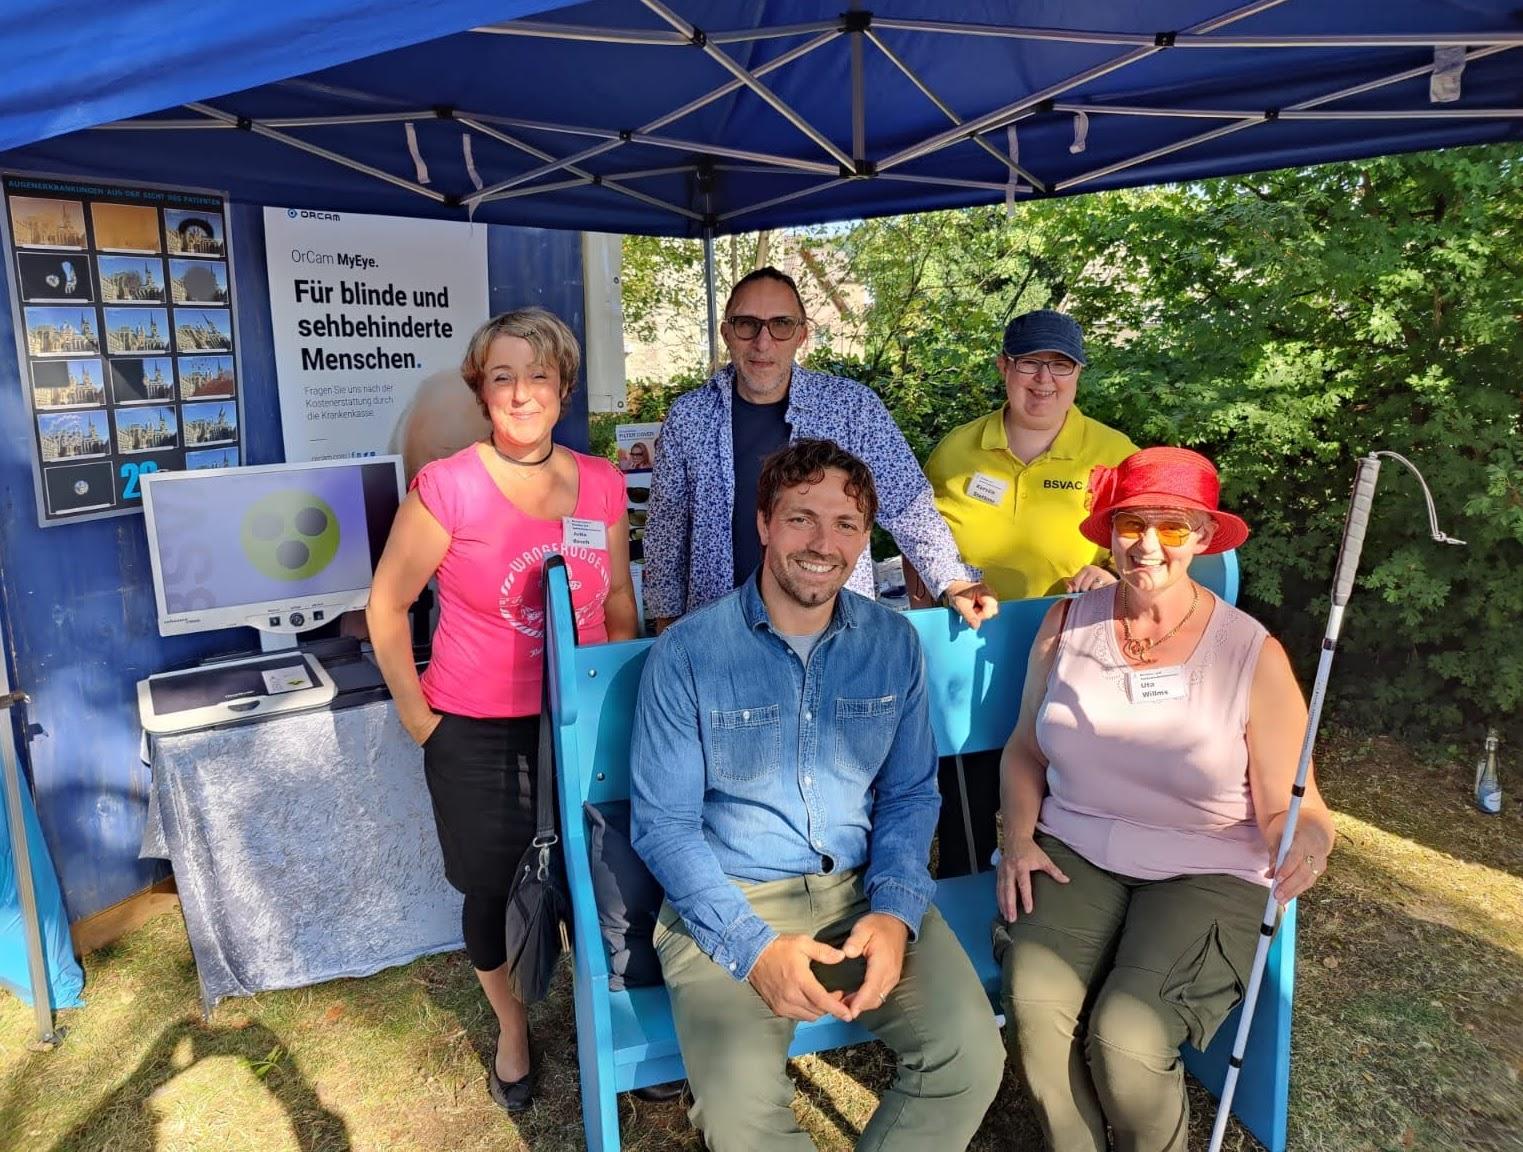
[643,266,997,633]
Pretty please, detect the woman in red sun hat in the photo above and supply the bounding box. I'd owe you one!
[993,446,1337,1152]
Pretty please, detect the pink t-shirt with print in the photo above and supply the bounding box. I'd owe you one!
[415,445,623,718]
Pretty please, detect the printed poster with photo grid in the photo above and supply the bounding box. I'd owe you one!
[2,173,244,525]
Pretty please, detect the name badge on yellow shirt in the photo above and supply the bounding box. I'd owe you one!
[966,471,1008,507]
[1127,666,1188,703]
[563,516,608,551]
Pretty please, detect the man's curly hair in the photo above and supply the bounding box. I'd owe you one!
[756,438,878,525]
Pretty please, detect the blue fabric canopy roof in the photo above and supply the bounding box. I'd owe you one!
[2,1,1521,237]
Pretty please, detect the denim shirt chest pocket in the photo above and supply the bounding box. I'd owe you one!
[832,695,898,775]
[709,704,783,783]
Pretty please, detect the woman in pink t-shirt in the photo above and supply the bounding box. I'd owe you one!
[367,308,635,1113]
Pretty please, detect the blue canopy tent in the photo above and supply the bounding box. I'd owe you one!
[4,1,1521,236]
[0,0,1519,1086]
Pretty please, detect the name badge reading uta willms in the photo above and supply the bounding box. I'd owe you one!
[1127,666,1188,702]
[967,472,1008,506]
[562,516,608,551]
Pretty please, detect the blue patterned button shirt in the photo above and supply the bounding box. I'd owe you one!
[643,364,977,618]
[629,575,940,979]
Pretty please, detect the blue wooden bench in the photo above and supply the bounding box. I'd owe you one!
[546,551,1293,1152]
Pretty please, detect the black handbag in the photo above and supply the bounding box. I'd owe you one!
[501,559,574,1003]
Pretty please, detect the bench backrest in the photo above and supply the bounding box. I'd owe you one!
[547,551,1239,808]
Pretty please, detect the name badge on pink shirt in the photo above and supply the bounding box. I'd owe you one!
[563,516,608,551]
[1127,666,1188,703]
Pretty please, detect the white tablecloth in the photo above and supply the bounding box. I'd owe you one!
[143,699,463,1011]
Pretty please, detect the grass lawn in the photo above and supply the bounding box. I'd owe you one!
[3,731,1520,1151]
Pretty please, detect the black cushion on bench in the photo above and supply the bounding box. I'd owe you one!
[583,800,664,990]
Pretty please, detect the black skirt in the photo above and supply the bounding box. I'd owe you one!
[422,712,539,896]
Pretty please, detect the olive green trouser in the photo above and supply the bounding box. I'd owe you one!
[995,834,1264,1152]
[655,868,1004,1152]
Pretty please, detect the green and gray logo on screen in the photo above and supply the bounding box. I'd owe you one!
[241,490,340,580]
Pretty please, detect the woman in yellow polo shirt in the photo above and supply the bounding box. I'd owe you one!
[908,310,1136,876]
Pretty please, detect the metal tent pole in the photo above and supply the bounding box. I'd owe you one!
[0,688,59,1046]
[703,232,720,373]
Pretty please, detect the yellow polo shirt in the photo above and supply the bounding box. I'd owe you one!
[925,406,1138,600]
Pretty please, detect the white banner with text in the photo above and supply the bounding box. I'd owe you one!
[264,207,489,460]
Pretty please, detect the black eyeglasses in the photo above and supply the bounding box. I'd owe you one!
[1007,356,1078,378]
[726,314,803,341]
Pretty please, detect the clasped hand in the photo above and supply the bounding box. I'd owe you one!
[942,580,1000,630]
[747,913,908,1023]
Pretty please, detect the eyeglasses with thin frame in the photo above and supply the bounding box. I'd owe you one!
[1112,512,1198,548]
[1006,356,1078,378]
[726,314,803,341]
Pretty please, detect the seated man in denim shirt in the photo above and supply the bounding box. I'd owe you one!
[630,438,1002,1152]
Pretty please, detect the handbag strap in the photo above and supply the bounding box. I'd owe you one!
[535,555,578,844]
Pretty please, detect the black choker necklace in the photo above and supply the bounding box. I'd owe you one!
[487,437,555,467]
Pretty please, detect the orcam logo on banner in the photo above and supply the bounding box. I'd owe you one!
[241,490,340,580]
[287,209,341,221]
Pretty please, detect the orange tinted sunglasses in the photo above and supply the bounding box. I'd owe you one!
[1112,512,1196,547]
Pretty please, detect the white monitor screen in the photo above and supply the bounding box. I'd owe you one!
[141,457,403,636]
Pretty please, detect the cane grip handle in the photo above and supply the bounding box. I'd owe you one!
[1333,456,1381,607]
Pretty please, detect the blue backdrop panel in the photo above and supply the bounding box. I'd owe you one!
[0,207,587,921]
[1,757,84,1009]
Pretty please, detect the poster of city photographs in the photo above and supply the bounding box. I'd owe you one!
[181,400,237,446]
[32,359,105,409]
[114,405,178,454]
[16,252,92,303]
[104,306,170,355]
[178,354,235,400]
[174,307,233,352]
[5,177,242,522]
[98,255,167,303]
[163,209,225,257]
[24,306,99,356]
[185,446,239,470]
[110,357,176,405]
[37,410,110,462]
[8,196,86,249]
[90,202,160,254]
[169,259,227,304]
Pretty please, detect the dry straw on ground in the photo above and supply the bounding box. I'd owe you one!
[3,732,1520,1151]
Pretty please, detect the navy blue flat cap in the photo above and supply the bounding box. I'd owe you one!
[1002,310,1086,365]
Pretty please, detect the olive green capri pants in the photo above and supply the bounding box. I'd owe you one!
[655,868,1004,1152]
[995,834,1265,1152]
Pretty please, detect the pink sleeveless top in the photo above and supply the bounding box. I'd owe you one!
[1035,584,1272,887]
[415,445,624,719]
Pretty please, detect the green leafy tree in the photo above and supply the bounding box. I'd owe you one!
[820,145,1523,744]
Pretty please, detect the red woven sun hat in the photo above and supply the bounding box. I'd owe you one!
[1078,446,1250,555]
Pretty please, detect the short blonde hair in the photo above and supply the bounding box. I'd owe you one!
[460,307,581,413]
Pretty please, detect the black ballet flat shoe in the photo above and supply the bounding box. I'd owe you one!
[631,1078,686,1103]
[487,1041,534,1113]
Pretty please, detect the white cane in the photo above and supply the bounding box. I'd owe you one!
[1206,452,1463,1152]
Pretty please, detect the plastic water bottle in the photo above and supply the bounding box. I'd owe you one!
[1474,729,1502,815]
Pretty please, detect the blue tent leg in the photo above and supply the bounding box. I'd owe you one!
[1,689,61,1045]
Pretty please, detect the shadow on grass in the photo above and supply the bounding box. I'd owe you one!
[1293,847,1523,1152]
[35,1017,350,1152]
